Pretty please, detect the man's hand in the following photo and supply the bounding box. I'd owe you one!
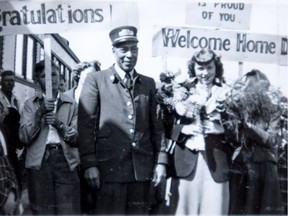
[38,99,55,116]
[84,167,100,189]
[44,112,61,127]
[152,164,166,187]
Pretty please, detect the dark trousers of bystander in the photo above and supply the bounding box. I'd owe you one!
[27,146,80,215]
[229,161,284,215]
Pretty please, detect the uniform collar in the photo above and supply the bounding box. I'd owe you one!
[110,65,142,86]
[114,63,134,80]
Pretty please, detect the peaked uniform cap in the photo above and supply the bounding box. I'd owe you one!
[109,26,138,45]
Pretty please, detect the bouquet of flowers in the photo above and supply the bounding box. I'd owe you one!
[156,71,206,120]
[221,76,282,147]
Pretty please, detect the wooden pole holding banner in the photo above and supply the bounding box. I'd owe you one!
[44,35,52,99]
[238,61,243,78]
[161,54,167,73]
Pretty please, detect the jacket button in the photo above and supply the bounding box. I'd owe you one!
[128,114,133,120]
[127,101,132,106]
[132,142,136,147]
[129,129,134,134]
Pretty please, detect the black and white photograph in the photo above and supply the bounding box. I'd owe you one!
[0,0,287,215]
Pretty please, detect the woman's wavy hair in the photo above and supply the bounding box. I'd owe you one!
[187,49,225,85]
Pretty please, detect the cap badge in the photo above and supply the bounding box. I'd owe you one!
[118,29,134,37]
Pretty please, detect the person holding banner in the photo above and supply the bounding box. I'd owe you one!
[19,60,80,215]
[157,49,232,215]
[78,25,167,215]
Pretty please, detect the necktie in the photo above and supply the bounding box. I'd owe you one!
[124,73,133,90]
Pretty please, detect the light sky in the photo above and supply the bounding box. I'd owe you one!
[60,0,288,95]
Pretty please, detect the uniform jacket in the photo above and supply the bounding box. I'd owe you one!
[19,92,80,171]
[78,66,167,182]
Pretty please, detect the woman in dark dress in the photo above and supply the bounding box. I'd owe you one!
[225,69,284,215]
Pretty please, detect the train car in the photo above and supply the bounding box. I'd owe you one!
[0,34,80,108]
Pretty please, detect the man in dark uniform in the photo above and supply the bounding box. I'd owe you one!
[78,25,167,215]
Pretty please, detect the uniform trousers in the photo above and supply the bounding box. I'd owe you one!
[94,181,151,215]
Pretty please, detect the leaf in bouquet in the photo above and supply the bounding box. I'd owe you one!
[222,80,282,147]
[156,88,170,105]
[159,71,175,84]
[281,104,288,119]
[161,83,174,96]
[163,97,175,107]
[173,86,189,101]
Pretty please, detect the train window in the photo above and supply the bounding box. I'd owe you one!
[40,46,45,61]
[0,37,3,70]
[2,34,79,90]
[26,37,34,80]
[15,35,24,78]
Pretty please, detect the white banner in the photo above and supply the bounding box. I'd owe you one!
[152,26,288,65]
[186,2,252,30]
[0,1,138,35]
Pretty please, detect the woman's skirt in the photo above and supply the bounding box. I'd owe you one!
[175,151,229,215]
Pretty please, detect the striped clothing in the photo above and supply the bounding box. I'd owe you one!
[0,133,18,208]
[278,144,288,213]
[278,102,288,213]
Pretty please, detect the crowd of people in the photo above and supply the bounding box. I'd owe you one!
[0,25,287,215]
